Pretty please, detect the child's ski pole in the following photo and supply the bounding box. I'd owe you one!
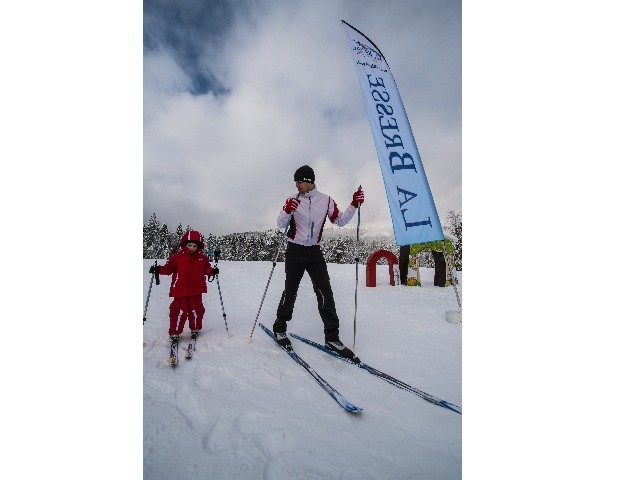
[143,260,159,324]
[210,248,231,336]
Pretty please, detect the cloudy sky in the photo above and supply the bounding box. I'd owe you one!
[143,0,461,237]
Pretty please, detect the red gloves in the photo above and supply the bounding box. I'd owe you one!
[351,188,365,207]
[283,197,300,214]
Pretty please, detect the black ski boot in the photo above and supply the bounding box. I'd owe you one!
[325,340,360,364]
[275,332,292,350]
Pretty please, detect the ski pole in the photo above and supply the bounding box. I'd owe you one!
[352,186,362,349]
[248,194,299,342]
[143,260,159,324]
[210,248,231,336]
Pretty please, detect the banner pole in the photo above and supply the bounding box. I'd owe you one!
[442,240,461,308]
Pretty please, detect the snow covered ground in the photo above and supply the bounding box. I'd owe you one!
[143,259,462,480]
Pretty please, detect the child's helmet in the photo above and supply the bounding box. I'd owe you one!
[180,230,204,249]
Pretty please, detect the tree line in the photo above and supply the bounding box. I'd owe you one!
[143,210,462,270]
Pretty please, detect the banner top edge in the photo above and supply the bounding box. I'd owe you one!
[340,19,386,62]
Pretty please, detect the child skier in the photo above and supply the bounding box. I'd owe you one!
[149,230,219,353]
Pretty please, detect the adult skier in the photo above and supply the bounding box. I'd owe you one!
[273,165,364,362]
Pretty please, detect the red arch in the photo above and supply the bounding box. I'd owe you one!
[366,249,399,287]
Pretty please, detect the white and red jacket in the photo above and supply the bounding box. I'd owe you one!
[277,186,357,246]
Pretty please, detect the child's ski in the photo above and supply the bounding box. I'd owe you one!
[185,333,198,359]
[169,337,179,366]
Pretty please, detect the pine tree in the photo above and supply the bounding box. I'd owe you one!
[159,223,170,258]
[206,233,214,251]
[143,213,162,259]
[264,229,281,261]
[170,223,184,254]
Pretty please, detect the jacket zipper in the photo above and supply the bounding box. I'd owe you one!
[308,197,314,244]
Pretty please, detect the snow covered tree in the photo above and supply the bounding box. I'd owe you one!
[263,229,283,261]
[144,217,420,265]
[206,233,215,252]
[143,213,162,258]
[159,223,170,258]
[169,223,184,254]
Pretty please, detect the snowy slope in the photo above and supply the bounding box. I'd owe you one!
[143,259,462,480]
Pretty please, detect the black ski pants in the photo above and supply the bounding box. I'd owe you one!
[274,243,341,342]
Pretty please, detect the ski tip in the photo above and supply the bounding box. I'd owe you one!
[445,403,462,415]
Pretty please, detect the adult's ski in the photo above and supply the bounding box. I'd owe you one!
[289,332,461,415]
[259,324,362,414]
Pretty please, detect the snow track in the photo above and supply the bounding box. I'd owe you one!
[143,260,461,479]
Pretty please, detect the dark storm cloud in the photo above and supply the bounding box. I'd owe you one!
[143,0,244,95]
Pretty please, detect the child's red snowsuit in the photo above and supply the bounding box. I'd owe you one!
[156,231,216,336]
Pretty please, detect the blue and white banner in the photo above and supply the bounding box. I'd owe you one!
[342,20,443,246]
